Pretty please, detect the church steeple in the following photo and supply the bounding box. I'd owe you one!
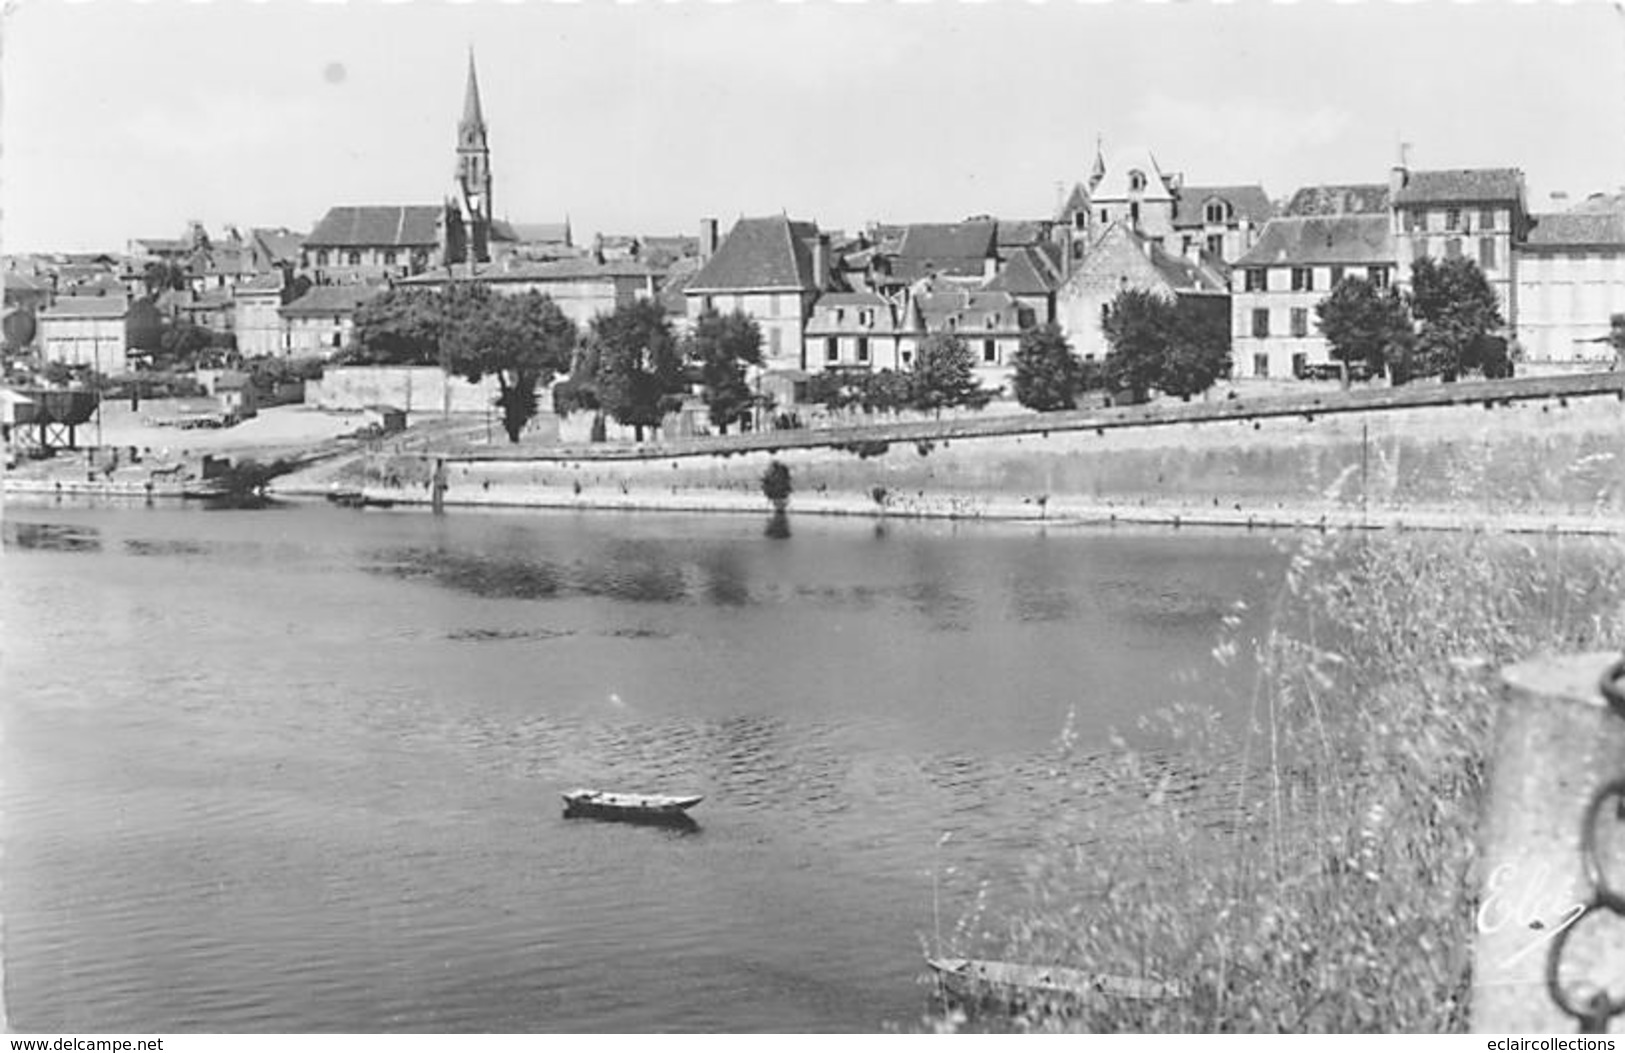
[460,49,487,149]
[449,48,493,264]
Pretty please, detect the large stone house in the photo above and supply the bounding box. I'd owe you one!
[39,295,129,374]
[279,285,384,358]
[1515,210,1625,369]
[1054,222,1229,363]
[1229,214,1396,380]
[1390,166,1528,334]
[683,215,830,374]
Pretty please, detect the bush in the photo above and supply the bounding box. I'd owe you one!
[927,530,1625,1032]
[761,459,792,512]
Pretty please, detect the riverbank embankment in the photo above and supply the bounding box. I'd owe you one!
[280,373,1625,534]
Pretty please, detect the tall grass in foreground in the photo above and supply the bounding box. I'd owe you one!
[930,530,1625,1032]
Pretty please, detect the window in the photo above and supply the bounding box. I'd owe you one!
[1206,233,1224,257]
[1368,266,1389,288]
[1100,303,1111,328]
[834,307,845,324]
[856,337,869,364]
[383,250,397,266]
[859,309,874,327]
[1129,170,1147,192]
[1252,308,1271,339]
[1445,238,1462,259]
[985,314,998,330]
[1181,235,1194,254]
[702,296,714,312]
[982,340,997,364]
[1480,208,1497,230]
[1129,202,1141,228]
[1330,265,1345,287]
[825,337,838,363]
[1480,237,1497,271]
[331,331,342,349]
[1291,267,1313,292]
[316,250,330,266]
[1407,211,1425,233]
[346,251,361,266]
[769,294,781,315]
[1292,353,1308,379]
[1205,200,1229,224]
[1075,213,1088,232]
[1253,352,1270,378]
[946,316,958,331]
[1290,308,1309,338]
[1099,209,1109,225]
[1446,208,1461,232]
[901,350,913,366]
[769,327,781,357]
[1244,268,1267,292]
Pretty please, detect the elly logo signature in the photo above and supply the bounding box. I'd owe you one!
[1477,862,1587,971]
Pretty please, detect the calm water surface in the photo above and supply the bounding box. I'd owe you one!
[1,503,1286,1032]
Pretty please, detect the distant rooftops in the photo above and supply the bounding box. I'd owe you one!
[1392,168,1524,206]
[1237,215,1394,268]
[306,206,442,248]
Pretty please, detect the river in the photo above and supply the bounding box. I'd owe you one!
[0,502,1287,1032]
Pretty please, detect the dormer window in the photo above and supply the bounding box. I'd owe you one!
[858,308,874,327]
[835,307,845,324]
[1204,200,1230,225]
[985,314,998,330]
[1129,170,1147,193]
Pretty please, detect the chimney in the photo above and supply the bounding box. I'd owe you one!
[699,218,719,260]
[1389,164,1408,200]
[811,233,829,292]
[983,254,998,281]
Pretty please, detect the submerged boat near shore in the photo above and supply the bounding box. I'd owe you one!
[562,789,704,825]
[926,957,1182,1011]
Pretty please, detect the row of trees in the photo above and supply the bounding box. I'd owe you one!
[801,334,995,417]
[347,286,769,443]
[1317,256,1510,383]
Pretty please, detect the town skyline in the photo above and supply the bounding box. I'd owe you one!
[7,1,1625,256]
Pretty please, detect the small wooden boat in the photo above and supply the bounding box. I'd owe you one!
[926,957,1181,1008]
[562,788,703,824]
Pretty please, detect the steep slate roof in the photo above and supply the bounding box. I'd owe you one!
[41,295,127,318]
[1172,186,1275,228]
[1392,169,1523,206]
[279,284,385,317]
[1091,147,1175,202]
[896,221,997,261]
[806,290,901,334]
[1147,245,1229,293]
[1284,184,1391,217]
[910,281,1024,332]
[658,256,704,316]
[1236,215,1394,268]
[1524,212,1625,248]
[685,216,820,292]
[306,206,442,247]
[984,246,1062,296]
[234,273,285,294]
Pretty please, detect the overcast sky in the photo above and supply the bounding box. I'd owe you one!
[6,1,1625,254]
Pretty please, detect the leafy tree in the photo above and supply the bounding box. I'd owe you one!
[159,321,215,369]
[1315,276,1413,383]
[1161,296,1232,400]
[911,333,992,414]
[142,261,188,298]
[861,369,914,412]
[125,298,165,358]
[348,287,451,366]
[761,459,792,512]
[443,286,577,443]
[802,368,913,414]
[582,299,685,441]
[3,308,37,353]
[1101,290,1231,402]
[1101,289,1176,403]
[1408,257,1504,381]
[1011,323,1085,411]
[686,308,762,433]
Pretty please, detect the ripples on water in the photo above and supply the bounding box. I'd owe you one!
[1,505,1286,1032]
